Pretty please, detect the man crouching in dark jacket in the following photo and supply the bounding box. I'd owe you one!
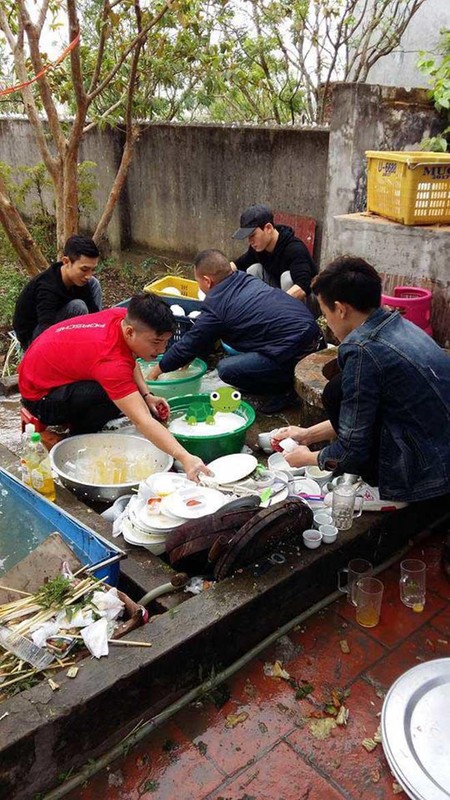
[147,249,325,414]
[230,203,318,309]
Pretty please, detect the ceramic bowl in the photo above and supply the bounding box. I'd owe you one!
[268,452,305,476]
[302,529,322,549]
[305,465,334,488]
[319,524,338,544]
[313,511,333,529]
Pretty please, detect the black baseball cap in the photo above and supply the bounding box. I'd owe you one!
[231,203,274,239]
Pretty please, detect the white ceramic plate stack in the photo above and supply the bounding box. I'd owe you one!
[120,473,229,554]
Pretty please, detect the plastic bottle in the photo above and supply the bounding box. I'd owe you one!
[20,422,35,488]
[22,432,56,501]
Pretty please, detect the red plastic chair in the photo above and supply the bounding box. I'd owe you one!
[381,286,433,336]
[274,212,316,257]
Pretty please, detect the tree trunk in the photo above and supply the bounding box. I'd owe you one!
[53,165,66,257]
[93,128,139,248]
[62,147,79,245]
[0,179,47,276]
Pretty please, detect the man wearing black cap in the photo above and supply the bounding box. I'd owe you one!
[231,203,318,306]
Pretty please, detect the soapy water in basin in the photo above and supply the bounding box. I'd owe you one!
[65,451,155,485]
[168,411,244,437]
[140,363,200,382]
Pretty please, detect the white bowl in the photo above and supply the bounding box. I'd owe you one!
[268,452,305,476]
[50,433,173,503]
[319,524,338,543]
[305,465,334,487]
[313,511,333,529]
[302,529,322,549]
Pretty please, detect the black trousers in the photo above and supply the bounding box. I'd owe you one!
[23,381,120,435]
[321,372,380,486]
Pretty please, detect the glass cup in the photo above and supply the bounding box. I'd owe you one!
[400,559,426,611]
[355,577,384,628]
[338,558,373,605]
[332,485,363,530]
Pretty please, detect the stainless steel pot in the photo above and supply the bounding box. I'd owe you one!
[50,433,173,504]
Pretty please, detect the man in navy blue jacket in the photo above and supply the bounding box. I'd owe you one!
[148,249,324,412]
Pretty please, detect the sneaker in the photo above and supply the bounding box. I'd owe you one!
[260,390,298,415]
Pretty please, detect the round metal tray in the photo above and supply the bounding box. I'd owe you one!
[381,658,450,800]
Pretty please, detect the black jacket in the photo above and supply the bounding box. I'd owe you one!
[234,224,318,293]
[13,262,101,349]
[160,271,322,372]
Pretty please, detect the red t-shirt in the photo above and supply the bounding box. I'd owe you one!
[19,308,137,402]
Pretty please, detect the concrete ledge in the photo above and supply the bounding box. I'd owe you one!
[1,442,449,799]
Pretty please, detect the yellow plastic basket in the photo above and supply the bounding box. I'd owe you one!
[366,150,450,225]
[143,275,200,299]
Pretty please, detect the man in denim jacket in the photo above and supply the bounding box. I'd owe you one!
[272,257,450,502]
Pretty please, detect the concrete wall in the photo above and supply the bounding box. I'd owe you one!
[327,214,450,346]
[0,118,122,251]
[127,123,330,260]
[366,0,450,90]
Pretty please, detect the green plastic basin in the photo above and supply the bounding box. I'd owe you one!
[138,358,207,400]
[168,393,256,461]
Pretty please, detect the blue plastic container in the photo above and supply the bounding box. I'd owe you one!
[0,467,124,585]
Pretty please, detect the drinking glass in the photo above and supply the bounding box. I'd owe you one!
[400,559,426,611]
[338,558,373,605]
[355,577,384,628]
[332,485,363,530]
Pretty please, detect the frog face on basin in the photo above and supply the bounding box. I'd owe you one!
[210,387,241,413]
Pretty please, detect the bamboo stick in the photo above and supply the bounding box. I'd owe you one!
[0,585,32,597]
[71,635,152,648]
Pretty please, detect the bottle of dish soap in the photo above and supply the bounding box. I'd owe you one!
[22,432,56,501]
[20,422,35,487]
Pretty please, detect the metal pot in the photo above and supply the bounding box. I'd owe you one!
[50,433,173,504]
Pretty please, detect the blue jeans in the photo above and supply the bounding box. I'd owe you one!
[218,352,295,394]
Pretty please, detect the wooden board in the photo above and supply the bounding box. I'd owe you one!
[0,532,83,604]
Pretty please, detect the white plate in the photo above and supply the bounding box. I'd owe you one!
[139,473,193,501]
[163,486,226,519]
[382,658,450,800]
[207,453,258,484]
[122,519,168,553]
[260,485,289,507]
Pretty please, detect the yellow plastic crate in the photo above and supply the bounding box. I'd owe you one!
[366,150,450,225]
[143,275,200,299]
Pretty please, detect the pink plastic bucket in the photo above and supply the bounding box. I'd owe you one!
[381,286,432,335]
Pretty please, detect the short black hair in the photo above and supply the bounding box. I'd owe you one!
[64,235,100,261]
[125,292,176,335]
[312,256,382,312]
[194,249,232,280]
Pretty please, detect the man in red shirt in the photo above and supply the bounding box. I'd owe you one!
[19,293,209,481]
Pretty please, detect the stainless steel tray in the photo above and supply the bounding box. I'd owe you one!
[382,658,450,800]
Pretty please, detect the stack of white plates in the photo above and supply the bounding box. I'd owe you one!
[120,473,228,554]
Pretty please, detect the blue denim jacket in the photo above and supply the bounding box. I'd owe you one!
[318,308,450,501]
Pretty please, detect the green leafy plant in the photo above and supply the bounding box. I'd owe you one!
[418,30,450,151]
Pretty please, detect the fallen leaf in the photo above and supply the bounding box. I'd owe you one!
[373,725,382,743]
[361,737,378,752]
[295,682,314,700]
[66,666,78,679]
[225,712,248,729]
[392,781,404,794]
[336,705,349,726]
[309,717,337,740]
[244,680,257,699]
[340,639,350,654]
[263,660,290,680]
[48,678,59,691]
[258,722,268,734]
[370,768,381,783]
